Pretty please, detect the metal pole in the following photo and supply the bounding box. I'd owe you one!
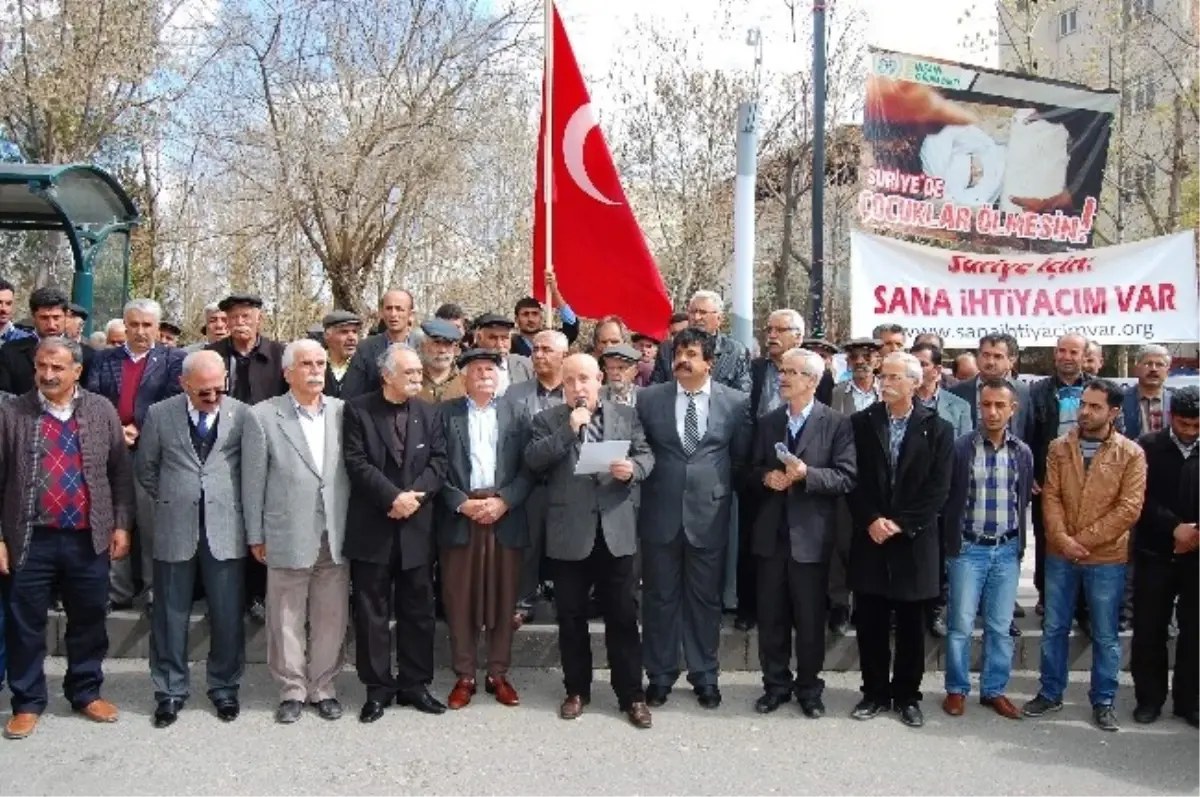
[731,102,757,351]
[542,0,555,328]
[810,1,827,337]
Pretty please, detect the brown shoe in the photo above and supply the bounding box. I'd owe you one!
[78,699,120,723]
[559,694,588,720]
[3,713,39,740]
[625,702,652,729]
[942,693,966,716]
[486,676,520,707]
[982,695,1022,720]
[447,679,476,711]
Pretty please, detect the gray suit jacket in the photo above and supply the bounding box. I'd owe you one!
[135,394,251,563]
[636,380,753,549]
[503,353,534,390]
[503,377,562,420]
[829,379,878,415]
[524,402,654,561]
[750,402,857,563]
[241,395,352,569]
[934,389,973,438]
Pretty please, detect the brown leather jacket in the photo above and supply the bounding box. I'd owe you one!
[1043,426,1146,565]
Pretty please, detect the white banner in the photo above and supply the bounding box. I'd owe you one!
[850,230,1199,348]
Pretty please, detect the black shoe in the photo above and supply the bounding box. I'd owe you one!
[1022,694,1064,717]
[694,685,722,709]
[395,688,447,715]
[1012,603,1026,618]
[275,699,303,724]
[754,692,791,714]
[247,598,267,625]
[1093,704,1119,732]
[359,699,387,723]
[734,616,756,632]
[1133,704,1161,724]
[828,606,851,637]
[929,613,948,638]
[1009,621,1022,638]
[1172,707,1199,727]
[153,698,183,729]
[851,698,888,720]
[799,697,825,719]
[645,684,671,707]
[897,703,924,728]
[311,698,343,721]
[213,698,240,722]
[1118,617,1132,633]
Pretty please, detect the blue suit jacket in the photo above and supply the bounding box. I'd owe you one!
[1121,384,1173,440]
[85,344,186,428]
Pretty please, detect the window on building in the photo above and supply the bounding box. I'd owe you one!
[1058,8,1079,37]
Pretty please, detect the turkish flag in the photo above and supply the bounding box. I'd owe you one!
[533,4,671,340]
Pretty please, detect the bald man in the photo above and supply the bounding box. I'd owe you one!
[339,290,420,400]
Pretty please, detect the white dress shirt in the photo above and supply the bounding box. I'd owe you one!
[675,378,712,444]
[467,398,499,490]
[292,394,326,476]
[124,345,151,364]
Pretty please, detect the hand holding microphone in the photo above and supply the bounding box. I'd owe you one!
[569,396,592,435]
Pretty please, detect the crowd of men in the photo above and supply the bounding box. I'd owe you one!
[0,276,1194,741]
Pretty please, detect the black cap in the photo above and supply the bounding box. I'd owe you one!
[421,318,464,343]
[159,320,183,336]
[802,338,841,355]
[631,332,660,344]
[842,337,881,352]
[456,348,503,369]
[217,293,264,312]
[322,310,362,330]
[473,312,514,330]
[67,303,89,320]
[599,343,641,365]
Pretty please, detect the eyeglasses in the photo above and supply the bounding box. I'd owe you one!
[195,387,227,400]
[764,326,798,335]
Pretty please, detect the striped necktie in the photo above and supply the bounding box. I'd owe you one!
[683,392,700,454]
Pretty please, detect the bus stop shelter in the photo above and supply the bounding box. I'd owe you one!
[0,163,139,333]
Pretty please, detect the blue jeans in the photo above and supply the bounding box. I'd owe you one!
[945,538,1020,698]
[1039,554,1125,707]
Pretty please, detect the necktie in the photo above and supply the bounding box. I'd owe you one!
[683,392,700,454]
[197,412,209,437]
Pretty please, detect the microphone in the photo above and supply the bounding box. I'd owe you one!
[574,396,589,443]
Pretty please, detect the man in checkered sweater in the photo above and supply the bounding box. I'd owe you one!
[0,337,134,741]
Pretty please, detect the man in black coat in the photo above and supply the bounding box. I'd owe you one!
[848,351,953,729]
[0,287,94,395]
[342,344,448,723]
[1131,385,1198,728]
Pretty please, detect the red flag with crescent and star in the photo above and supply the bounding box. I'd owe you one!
[532,4,671,340]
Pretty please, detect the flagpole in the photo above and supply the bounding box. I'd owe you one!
[542,0,555,329]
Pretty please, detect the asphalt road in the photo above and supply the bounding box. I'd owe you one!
[2,660,1196,796]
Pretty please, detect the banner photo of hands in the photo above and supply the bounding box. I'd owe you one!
[850,230,1199,348]
[860,49,1119,252]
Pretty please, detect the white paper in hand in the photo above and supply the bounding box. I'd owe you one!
[575,440,632,475]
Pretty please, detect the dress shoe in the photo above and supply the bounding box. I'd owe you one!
[1174,707,1199,728]
[1012,602,1026,618]
[275,700,303,724]
[799,698,825,719]
[3,713,39,740]
[311,698,343,721]
[213,698,240,722]
[694,685,722,709]
[559,694,588,720]
[358,700,387,723]
[942,693,966,716]
[512,604,535,629]
[77,699,120,723]
[153,699,184,728]
[828,606,851,636]
[625,702,652,729]
[754,692,791,714]
[447,679,476,710]
[395,688,447,715]
[247,598,267,625]
[981,695,1022,720]
[733,616,756,632]
[1133,704,1161,724]
[485,676,520,707]
[645,684,671,707]
[851,698,888,720]
[897,703,925,728]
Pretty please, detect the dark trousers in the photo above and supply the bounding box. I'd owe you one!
[552,528,644,709]
[150,529,245,703]
[756,552,828,699]
[855,592,926,707]
[351,554,435,703]
[735,489,759,622]
[516,485,548,606]
[827,500,853,611]
[4,528,109,715]
[1132,552,1198,713]
[642,531,725,688]
[245,557,267,607]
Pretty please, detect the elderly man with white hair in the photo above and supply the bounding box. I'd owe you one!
[847,351,954,729]
[242,339,353,724]
[135,350,253,729]
[650,290,752,393]
[87,298,187,611]
[184,302,230,354]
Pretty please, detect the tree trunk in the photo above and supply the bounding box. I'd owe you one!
[329,263,369,314]
[773,156,800,308]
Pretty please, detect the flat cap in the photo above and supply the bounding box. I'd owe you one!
[842,337,882,351]
[217,293,263,312]
[599,343,641,364]
[421,318,464,342]
[631,332,660,344]
[802,338,841,355]
[473,311,514,329]
[322,310,362,330]
[456,347,503,369]
[159,320,183,336]
[67,303,89,320]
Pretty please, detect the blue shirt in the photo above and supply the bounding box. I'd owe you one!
[786,399,814,441]
[887,409,911,471]
[963,430,1021,539]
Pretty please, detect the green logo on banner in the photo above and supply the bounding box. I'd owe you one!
[905,60,966,89]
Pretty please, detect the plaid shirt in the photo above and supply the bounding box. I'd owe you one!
[963,430,1021,539]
